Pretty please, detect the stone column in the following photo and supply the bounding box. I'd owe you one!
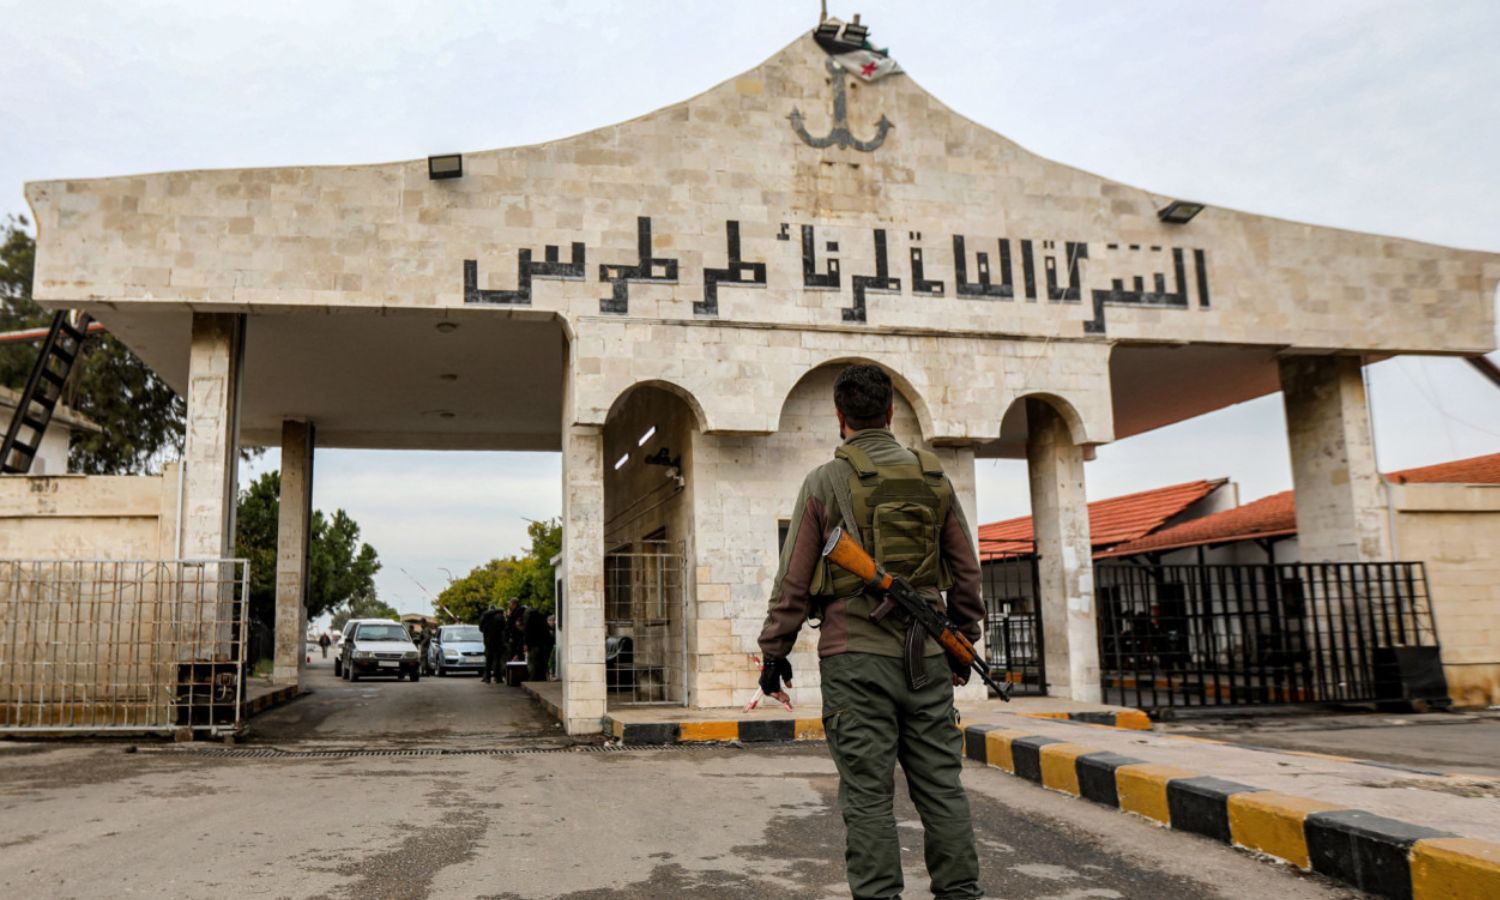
[1279,355,1391,562]
[181,313,246,559]
[179,313,245,657]
[560,351,607,732]
[1026,398,1101,702]
[273,420,314,685]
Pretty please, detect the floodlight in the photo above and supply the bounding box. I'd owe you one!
[1157,200,1205,224]
[428,154,463,180]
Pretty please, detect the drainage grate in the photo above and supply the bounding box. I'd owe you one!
[162,741,756,760]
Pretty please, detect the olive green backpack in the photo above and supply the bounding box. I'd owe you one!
[813,443,954,608]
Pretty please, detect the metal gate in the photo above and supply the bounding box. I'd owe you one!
[0,559,249,734]
[604,540,687,705]
[1095,561,1442,710]
[981,558,1045,696]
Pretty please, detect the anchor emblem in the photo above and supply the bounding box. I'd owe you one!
[789,58,894,152]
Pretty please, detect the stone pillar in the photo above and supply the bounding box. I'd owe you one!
[1279,355,1391,562]
[560,363,607,733]
[1026,398,1101,703]
[181,313,246,559]
[273,420,314,685]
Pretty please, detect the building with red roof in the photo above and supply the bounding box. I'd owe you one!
[978,479,1232,562]
[1086,452,1500,707]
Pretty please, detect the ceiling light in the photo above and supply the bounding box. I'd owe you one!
[428,154,463,180]
[1157,200,1205,224]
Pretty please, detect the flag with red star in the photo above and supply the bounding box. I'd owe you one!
[832,49,902,83]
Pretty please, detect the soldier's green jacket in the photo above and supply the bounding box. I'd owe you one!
[757,428,986,660]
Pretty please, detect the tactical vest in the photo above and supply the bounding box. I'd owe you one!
[811,442,954,620]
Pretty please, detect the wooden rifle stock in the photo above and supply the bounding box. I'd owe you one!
[821,527,1012,700]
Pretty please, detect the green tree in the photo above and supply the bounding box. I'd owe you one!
[234,470,382,637]
[434,518,562,624]
[435,558,512,625]
[0,215,186,473]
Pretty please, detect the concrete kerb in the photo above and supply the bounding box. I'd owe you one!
[244,684,302,719]
[961,723,1500,899]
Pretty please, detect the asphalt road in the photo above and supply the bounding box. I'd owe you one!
[0,657,1356,899]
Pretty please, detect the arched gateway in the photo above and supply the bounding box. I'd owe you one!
[24,26,1498,734]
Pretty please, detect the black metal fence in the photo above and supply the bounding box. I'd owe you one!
[1095,562,1444,711]
[981,558,1045,696]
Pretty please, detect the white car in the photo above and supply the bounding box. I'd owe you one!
[338,620,422,682]
[332,618,392,677]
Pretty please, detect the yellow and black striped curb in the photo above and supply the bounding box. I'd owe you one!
[964,723,1500,899]
[1014,709,1153,731]
[244,685,301,717]
[603,715,828,744]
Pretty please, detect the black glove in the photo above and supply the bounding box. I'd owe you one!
[759,654,793,695]
[947,653,972,686]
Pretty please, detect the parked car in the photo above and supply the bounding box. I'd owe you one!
[424,624,487,676]
[332,619,393,677]
[339,620,421,682]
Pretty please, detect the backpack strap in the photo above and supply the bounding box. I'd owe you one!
[910,447,944,479]
[834,444,879,478]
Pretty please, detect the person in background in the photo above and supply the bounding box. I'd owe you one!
[525,607,555,682]
[478,603,507,684]
[506,597,528,663]
[318,632,331,658]
[546,614,558,679]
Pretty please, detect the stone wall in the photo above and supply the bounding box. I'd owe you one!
[1389,482,1500,707]
[0,463,181,560]
[27,34,1497,359]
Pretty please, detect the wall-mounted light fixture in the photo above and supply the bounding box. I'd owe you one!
[428,153,463,180]
[1157,200,1205,224]
[637,425,657,447]
[613,453,629,471]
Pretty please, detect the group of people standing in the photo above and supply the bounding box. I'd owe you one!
[477,597,555,684]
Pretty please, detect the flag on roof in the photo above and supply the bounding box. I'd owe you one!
[814,16,902,82]
[833,50,902,83]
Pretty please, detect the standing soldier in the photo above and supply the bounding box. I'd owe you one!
[756,364,986,900]
[478,604,507,684]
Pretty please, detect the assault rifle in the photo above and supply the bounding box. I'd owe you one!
[822,526,1012,700]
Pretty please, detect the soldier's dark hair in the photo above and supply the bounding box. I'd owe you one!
[834,364,894,430]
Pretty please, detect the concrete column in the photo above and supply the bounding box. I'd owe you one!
[1279,355,1391,562]
[273,420,314,685]
[1026,398,1101,702]
[181,313,245,559]
[559,346,607,733]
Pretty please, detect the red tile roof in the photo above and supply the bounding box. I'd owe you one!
[1098,490,1296,558]
[1100,452,1500,558]
[1385,451,1500,485]
[977,479,1226,561]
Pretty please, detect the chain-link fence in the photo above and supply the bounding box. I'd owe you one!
[0,559,248,733]
[604,541,686,705]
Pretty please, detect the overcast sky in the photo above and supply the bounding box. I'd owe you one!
[4,1,1497,616]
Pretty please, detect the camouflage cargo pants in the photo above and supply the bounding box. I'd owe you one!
[820,652,982,900]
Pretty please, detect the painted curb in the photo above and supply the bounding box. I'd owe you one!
[244,685,301,718]
[602,715,827,745]
[962,724,1500,899]
[1016,709,1154,731]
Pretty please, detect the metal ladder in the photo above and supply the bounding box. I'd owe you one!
[0,310,93,474]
